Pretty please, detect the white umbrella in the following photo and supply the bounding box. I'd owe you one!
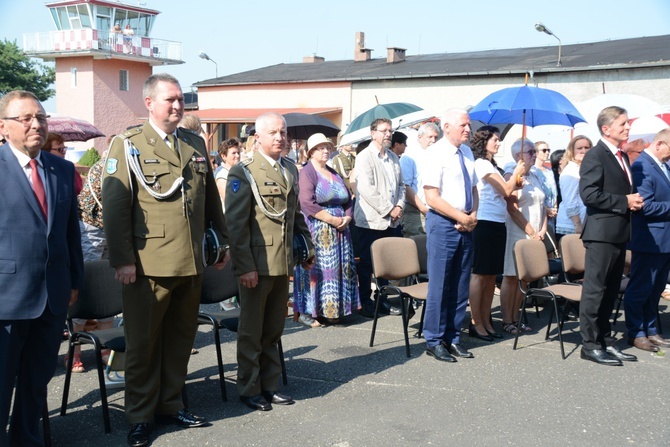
[577,93,667,124]
[629,115,670,143]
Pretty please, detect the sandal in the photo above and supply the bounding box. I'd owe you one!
[502,322,519,335]
[298,314,322,328]
[514,321,533,332]
[65,354,85,373]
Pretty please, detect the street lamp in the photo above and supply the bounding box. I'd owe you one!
[535,22,562,67]
[198,51,218,78]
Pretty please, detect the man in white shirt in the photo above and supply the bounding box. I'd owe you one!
[400,122,439,237]
[422,109,478,362]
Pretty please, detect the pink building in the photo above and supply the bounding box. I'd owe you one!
[23,0,183,153]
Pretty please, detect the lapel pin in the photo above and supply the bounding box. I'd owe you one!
[149,138,156,144]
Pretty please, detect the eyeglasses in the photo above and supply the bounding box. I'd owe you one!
[539,149,551,153]
[375,128,392,134]
[2,114,50,127]
[523,149,537,156]
[51,146,67,155]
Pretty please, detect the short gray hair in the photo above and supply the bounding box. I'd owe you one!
[143,73,181,100]
[510,138,535,160]
[255,112,286,135]
[418,122,439,136]
[0,90,40,117]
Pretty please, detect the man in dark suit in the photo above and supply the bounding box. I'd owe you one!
[103,74,228,447]
[625,128,670,352]
[579,106,644,366]
[225,112,314,412]
[0,90,84,445]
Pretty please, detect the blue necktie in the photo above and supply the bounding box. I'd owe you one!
[458,148,472,213]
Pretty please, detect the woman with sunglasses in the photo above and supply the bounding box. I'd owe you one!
[533,141,558,222]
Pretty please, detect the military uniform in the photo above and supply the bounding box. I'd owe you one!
[331,151,356,195]
[225,153,313,397]
[102,121,226,423]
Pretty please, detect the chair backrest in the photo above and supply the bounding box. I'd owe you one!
[559,234,586,278]
[371,237,420,280]
[513,239,550,283]
[410,234,428,275]
[200,262,239,305]
[68,260,123,320]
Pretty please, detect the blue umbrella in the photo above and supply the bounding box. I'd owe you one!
[468,85,586,128]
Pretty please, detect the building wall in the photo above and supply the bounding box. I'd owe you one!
[55,56,151,153]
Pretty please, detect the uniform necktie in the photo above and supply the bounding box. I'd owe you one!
[29,158,48,222]
[274,162,286,182]
[616,150,631,184]
[458,148,473,213]
[167,134,179,157]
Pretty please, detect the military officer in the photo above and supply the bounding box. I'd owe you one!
[225,112,315,412]
[331,142,356,195]
[102,73,228,447]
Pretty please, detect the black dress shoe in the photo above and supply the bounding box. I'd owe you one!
[262,390,295,405]
[446,343,475,358]
[127,423,150,447]
[426,344,457,362]
[485,328,504,339]
[469,324,494,342]
[580,348,623,366]
[358,305,375,319]
[605,346,638,362]
[155,409,209,428]
[240,394,272,411]
[378,301,402,316]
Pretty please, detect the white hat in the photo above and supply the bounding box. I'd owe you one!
[307,133,334,155]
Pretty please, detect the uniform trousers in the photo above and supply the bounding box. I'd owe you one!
[580,241,626,351]
[401,203,426,237]
[423,211,473,348]
[236,275,289,397]
[1,305,65,447]
[624,251,670,339]
[122,275,201,423]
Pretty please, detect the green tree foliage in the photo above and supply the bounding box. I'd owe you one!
[0,39,55,101]
[77,148,101,166]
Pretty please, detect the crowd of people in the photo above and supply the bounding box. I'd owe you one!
[3,77,670,447]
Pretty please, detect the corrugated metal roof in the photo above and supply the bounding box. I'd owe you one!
[194,35,670,87]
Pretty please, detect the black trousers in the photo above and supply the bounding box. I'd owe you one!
[579,241,627,351]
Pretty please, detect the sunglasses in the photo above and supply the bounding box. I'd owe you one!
[539,149,551,153]
[50,147,67,155]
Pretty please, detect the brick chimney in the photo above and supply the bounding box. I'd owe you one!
[387,47,406,63]
[354,31,372,62]
[303,55,325,63]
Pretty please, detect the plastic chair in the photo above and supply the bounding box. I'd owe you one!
[409,234,428,337]
[512,239,582,359]
[198,263,287,401]
[369,237,428,357]
[60,260,124,433]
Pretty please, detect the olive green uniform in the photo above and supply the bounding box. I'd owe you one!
[225,154,313,397]
[331,151,356,195]
[102,122,226,423]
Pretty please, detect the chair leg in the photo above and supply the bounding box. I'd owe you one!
[369,292,383,348]
[416,304,427,338]
[513,295,527,350]
[213,327,227,402]
[551,297,566,360]
[42,398,51,447]
[278,339,288,386]
[401,295,411,358]
[60,340,76,417]
[545,299,555,341]
[93,346,112,433]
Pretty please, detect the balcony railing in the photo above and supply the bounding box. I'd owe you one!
[23,30,182,63]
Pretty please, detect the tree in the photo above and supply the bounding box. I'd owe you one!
[0,39,55,101]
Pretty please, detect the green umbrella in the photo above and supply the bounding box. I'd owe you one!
[340,102,433,146]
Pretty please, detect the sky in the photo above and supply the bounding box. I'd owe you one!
[3,0,670,109]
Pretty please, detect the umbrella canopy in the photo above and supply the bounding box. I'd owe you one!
[577,93,667,124]
[283,113,340,140]
[339,103,435,146]
[629,115,670,143]
[469,120,515,141]
[47,116,104,142]
[469,85,586,128]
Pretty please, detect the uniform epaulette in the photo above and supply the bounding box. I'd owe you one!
[120,126,143,139]
[240,158,253,167]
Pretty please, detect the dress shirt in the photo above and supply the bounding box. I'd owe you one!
[601,138,631,183]
[423,139,477,212]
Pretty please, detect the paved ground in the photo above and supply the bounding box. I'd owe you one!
[45,296,670,447]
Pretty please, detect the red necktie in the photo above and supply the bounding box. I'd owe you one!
[615,150,631,184]
[29,158,48,222]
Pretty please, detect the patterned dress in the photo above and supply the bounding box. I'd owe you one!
[294,172,360,319]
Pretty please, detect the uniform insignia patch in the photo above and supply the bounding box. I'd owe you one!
[194,156,207,163]
[106,158,118,174]
[231,179,240,193]
[264,181,277,186]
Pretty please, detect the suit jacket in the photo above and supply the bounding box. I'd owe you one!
[354,146,405,230]
[629,150,670,253]
[0,145,84,320]
[102,122,226,276]
[225,154,313,277]
[579,140,632,244]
